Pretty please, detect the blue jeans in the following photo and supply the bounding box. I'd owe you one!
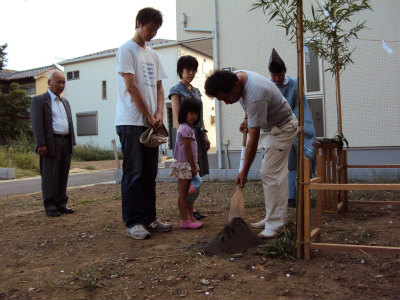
[116,125,159,227]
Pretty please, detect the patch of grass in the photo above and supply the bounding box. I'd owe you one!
[10,132,35,152]
[38,278,57,290]
[256,221,297,259]
[187,250,213,268]
[0,148,8,167]
[15,167,40,178]
[72,142,119,162]
[73,266,107,292]
[72,192,120,206]
[13,152,39,171]
[85,165,96,170]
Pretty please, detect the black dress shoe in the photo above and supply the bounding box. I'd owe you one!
[58,207,74,214]
[46,210,61,217]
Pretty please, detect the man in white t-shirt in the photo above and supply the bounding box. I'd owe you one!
[205,70,298,239]
[115,7,172,240]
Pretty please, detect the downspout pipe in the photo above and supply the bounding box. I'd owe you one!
[181,0,223,169]
[212,0,222,169]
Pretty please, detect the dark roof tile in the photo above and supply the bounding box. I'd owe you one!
[0,64,60,81]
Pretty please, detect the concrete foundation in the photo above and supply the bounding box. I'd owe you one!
[0,168,15,180]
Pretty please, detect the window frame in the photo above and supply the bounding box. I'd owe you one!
[101,80,107,100]
[67,70,80,81]
[303,44,326,138]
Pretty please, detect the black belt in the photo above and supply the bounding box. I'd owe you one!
[54,133,70,138]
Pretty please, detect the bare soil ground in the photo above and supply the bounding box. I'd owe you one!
[1,161,400,299]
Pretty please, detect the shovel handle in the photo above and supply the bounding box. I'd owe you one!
[242,132,247,147]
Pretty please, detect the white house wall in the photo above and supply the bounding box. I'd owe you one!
[63,57,118,150]
[331,0,400,147]
[176,0,400,150]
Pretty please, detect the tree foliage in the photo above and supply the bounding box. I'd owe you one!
[0,83,32,144]
[0,43,8,70]
[251,0,372,75]
[305,0,372,75]
[252,0,372,135]
[251,0,304,43]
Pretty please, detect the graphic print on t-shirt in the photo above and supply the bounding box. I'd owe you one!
[142,61,156,88]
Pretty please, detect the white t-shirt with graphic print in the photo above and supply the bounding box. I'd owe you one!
[115,39,167,126]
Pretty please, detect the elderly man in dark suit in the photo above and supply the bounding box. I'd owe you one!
[30,70,76,217]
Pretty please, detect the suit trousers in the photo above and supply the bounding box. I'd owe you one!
[40,136,71,213]
[259,115,298,232]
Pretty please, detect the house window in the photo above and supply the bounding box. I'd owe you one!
[304,46,321,92]
[101,80,107,99]
[76,111,98,136]
[67,70,80,80]
[308,98,324,137]
[304,45,325,137]
[22,86,35,95]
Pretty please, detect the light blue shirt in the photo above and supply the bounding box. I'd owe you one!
[48,89,69,134]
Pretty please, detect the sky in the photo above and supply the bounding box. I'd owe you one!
[1,0,177,71]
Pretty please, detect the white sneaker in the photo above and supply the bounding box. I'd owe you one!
[146,219,172,232]
[126,224,151,240]
[258,229,278,239]
[251,219,266,229]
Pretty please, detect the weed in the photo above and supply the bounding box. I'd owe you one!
[8,132,35,153]
[359,228,374,242]
[187,250,213,268]
[73,141,119,162]
[13,152,39,170]
[73,266,107,292]
[256,221,297,259]
[72,193,120,206]
[39,278,56,290]
[85,165,96,170]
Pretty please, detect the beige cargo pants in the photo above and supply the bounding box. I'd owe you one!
[259,114,298,233]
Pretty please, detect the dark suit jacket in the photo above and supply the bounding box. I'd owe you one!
[30,91,76,156]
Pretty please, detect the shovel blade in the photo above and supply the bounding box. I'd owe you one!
[229,185,245,221]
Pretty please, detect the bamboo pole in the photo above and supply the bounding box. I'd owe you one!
[309,183,400,191]
[334,34,343,135]
[325,148,332,211]
[347,165,400,169]
[296,0,305,259]
[304,157,311,259]
[309,243,400,255]
[315,154,323,239]
[343,150,348,209]
[348,200,400,206]
[331,148,338,212]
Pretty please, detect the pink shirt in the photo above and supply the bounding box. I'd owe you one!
[173,123,198,163]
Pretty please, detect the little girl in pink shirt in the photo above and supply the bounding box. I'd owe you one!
[169,98,203,229]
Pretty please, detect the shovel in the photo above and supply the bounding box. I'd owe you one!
[229,132,247,221]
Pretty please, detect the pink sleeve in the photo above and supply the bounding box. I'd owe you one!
[180,126,196,140]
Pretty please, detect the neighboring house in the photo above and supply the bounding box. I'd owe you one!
[0,64,62,96]
[175,0,400,181]
[58,38,216,157]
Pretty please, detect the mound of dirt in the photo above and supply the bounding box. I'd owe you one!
[203,218,260,256]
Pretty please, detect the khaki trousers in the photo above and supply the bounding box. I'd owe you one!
[259,115,298,232]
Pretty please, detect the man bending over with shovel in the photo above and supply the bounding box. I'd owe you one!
[204,70,298,238]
